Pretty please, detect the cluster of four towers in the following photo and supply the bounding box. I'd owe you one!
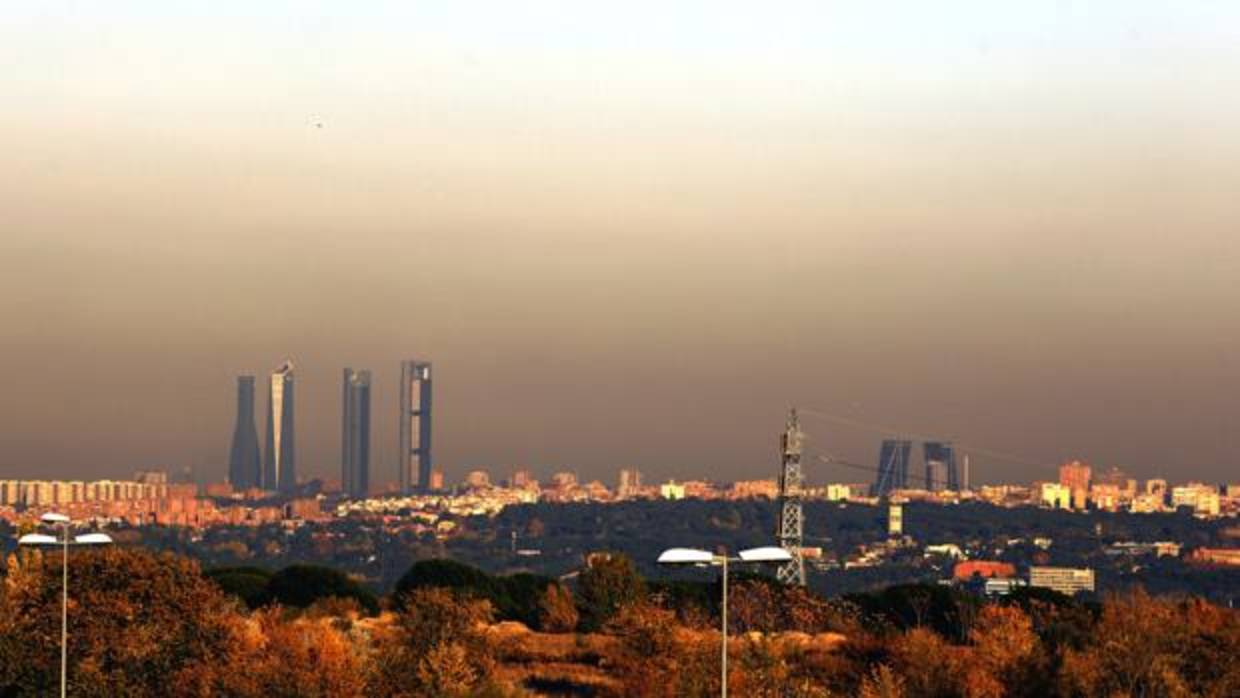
[227,360,433,497]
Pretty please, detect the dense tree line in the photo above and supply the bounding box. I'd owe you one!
[2,546,1237,696]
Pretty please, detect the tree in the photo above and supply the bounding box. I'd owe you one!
[1057,589,1240,697]
[888,627,963,697]
[263,564,379,615]
[729,580,781,633]
[603,602,679,698]
[394,559,493,605]
[576,552,645,631]
[393,559,553,627]
[963,605,1041,698]
[368,587,504,697]
[858,665,906,698]
[220,609,368,698]
[0,547,245,696]
[538,583,579,633]
[204,565,273,609]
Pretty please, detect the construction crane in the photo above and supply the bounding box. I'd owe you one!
[775,408,806,586]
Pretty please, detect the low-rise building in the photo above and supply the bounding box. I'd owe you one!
[659,480,686,500]
[1029,566,1095,596]
[1187,548,1240,567]
[1038,482,1071,510]
[953,560,1017,581]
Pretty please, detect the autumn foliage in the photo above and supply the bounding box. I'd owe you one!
[2,548,1239,697]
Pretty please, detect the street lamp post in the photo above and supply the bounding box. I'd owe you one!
[17,513,113,698]
[657,545,792,698]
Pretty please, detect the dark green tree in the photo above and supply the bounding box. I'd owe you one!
[264,564,379,615]
[204,565,273,609]
[575,552,646,631]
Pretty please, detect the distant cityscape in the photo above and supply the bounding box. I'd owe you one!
[2,358,1238,601]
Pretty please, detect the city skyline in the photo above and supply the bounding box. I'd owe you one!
[2,4,1238,485]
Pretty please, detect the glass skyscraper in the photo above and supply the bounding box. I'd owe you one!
[342,368,371,498]
[227,376,261,490]
[264,360,296,493]
[399,360,432,494]
[874,439,912,496]
[923,441,958,491]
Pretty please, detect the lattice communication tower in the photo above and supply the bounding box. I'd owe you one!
[776,408,806,586]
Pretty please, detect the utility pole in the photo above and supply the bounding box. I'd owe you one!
[776,408,806,585]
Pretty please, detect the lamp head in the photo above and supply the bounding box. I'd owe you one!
[737,546,794,563]
[657,547,715,565]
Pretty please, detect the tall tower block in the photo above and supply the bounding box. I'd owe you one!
[923,441,958,491]
[227,376,261,490]
[399,360,433,494]
[874,439,912,496]
[342,368,371,498]
[264,360,296,493]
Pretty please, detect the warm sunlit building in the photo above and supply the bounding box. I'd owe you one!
[730,479,778,499]
[825,483,851,501]
[1058,461,1091,509]
[953,561,1017,580]
[1030,566,1095,596]
[1172,483,1221,516]
[616,468,643,499]
[1038,482,1072,510]
[1145,478,1168,499]
[659,480,686,500]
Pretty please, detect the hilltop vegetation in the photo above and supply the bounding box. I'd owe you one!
[2,547,1238,696]
[111,499,1240,602]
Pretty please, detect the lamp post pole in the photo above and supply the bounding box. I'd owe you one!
[18,514,112,698]
[59,520,68,698]
[720,553,728,698]
[657,545,791,698]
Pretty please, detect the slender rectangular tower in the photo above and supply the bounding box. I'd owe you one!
[228,376,262,490]
[399,360,433,494]
[342,368,371,498]
[264,360,296,493]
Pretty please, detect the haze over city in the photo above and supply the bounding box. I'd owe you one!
[2,2,1238,485]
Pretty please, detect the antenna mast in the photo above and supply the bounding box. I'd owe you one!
[776,408,806,585]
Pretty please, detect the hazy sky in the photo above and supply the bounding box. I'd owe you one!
[2,2,1238,487]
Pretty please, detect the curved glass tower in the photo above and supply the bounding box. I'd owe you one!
[264,360,296,493]
[227,376,261,490]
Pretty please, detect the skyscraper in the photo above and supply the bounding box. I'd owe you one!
[341,368,371,499]
[874,439,912,496]
[264,360,296,493]
[923,441,958,491]
[399,360,433,494]
[227,376,261,490]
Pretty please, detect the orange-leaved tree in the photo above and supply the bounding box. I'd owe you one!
[0,546,246,697]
